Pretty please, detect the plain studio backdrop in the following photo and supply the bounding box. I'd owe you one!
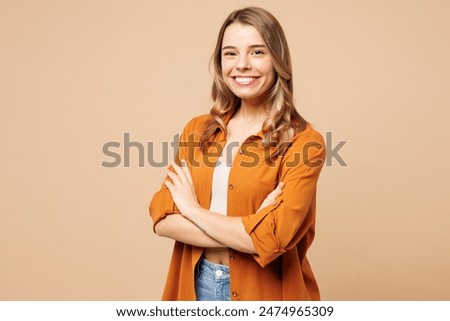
[1,0,449,300]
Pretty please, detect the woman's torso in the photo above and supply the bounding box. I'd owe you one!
[203,117,263,265]
[152,113,324,300]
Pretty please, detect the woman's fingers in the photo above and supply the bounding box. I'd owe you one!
[166,160,194,191]
[257,181,285,211]
[171,161,189,186]
[180,159,193,185]
[269,182,285,199]
[164,161,201,217]
[270,184,283,205]
[163,179,175,192]
[166,169,181,186]
[276,181,285,190]
[273,182,285,197]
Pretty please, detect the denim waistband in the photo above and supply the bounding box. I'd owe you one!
[197,258,229,279]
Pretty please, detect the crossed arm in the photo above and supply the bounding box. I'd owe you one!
[154,160,284,254]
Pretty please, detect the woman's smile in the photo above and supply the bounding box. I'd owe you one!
[233,76,259,86]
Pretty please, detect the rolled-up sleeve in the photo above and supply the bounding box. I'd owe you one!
[149,186,179,232]
[242,133,326,267]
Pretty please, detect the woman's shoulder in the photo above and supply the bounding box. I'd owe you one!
[292,122,325,146]
[278,122,326,168]
[182,114,213,133]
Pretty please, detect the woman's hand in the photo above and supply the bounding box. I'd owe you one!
[257,182,285,212]
[164,159,284,217]
[164,160,202,217]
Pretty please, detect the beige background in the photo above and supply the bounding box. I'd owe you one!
[1,0,449,300]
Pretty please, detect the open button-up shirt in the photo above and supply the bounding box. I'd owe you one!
[149,114,326,300]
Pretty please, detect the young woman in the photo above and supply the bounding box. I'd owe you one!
[149,7,326,301]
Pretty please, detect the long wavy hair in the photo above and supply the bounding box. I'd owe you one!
[200,7,307,159]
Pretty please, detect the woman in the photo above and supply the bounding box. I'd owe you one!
[149,7,326,301]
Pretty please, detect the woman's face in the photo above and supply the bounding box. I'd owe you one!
[221,23,276,105]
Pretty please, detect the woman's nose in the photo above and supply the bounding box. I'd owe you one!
[236,55,251,70]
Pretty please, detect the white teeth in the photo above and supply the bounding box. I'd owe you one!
[235,77,254,84]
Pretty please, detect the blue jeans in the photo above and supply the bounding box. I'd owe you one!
[195,258,230,301]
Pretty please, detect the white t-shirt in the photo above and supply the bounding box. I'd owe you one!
[209,152,233,215]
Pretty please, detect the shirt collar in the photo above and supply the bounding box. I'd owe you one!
[213,111,265,142]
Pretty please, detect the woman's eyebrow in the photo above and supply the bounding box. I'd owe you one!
[222,44,267,50]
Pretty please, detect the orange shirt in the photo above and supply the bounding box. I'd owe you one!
[149,114,326,300]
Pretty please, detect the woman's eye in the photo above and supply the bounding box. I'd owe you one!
[253,50,266,55]
[223,51,236,56]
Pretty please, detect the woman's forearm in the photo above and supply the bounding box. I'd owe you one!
[162,161,283,254]
[155,214,227,248]
[183,208,257,254]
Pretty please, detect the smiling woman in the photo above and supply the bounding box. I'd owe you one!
[149,6,326,301]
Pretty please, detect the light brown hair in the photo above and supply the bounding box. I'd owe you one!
[200,6,307,159]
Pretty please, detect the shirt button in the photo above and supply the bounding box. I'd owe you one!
[232,292,238,297]
[215,270,223,277]
[229,184,233,190]
[230,255,235,261]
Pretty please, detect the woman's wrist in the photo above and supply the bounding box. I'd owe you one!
[183,205,205,221]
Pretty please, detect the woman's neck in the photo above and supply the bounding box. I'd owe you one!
[235,100,271,124]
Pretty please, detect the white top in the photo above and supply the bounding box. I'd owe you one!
[209,155,232,216]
